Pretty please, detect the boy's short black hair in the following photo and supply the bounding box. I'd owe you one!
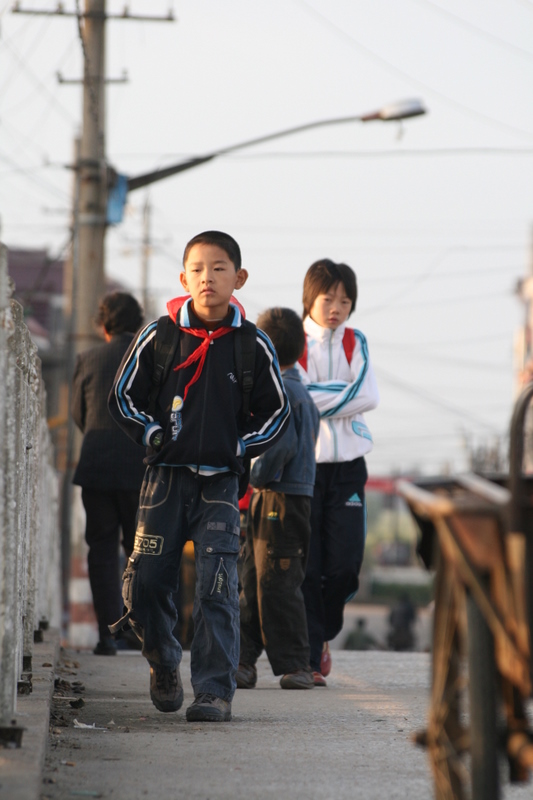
[96,292,144,335]
[302,259,357,319]
[256,307,305,367]
[183,230,242,271]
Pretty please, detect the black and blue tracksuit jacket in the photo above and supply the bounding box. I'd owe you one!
[108,298,290,477]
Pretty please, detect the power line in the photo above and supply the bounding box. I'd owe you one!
[0,151,70,201]
[0,31,76,124]
[371,346,509,371]
[365,288,515,314]
[374,365,503,433]
[409,0,533,63]
[110,147,533,159]
[290,0,533,142]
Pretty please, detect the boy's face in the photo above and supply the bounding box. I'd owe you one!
[180,243,248,322]
[309,281,352,330]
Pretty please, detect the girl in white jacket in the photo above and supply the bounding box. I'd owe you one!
[297,259,379,685]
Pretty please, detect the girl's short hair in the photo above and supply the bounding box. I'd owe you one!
[183,230,242,271]
[302,259,357,319]
[256,307,305,367]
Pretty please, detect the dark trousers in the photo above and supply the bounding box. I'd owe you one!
[81,488,139,641]
[302,458,367,671]
[239,491,311,675]
[124,467,241,701]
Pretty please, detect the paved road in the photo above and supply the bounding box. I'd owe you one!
[42,648,434,800]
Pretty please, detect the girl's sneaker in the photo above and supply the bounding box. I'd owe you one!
[312,671,327,687]
[320,642,332,677]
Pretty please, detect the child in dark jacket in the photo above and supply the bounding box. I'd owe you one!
[237,308,320,690]
[108,231,290,722]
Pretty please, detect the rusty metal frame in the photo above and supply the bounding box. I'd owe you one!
[399,458,533,798]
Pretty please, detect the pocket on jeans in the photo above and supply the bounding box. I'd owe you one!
[199,534,240,603]
[122,553,141,610]
[139,467,173,509]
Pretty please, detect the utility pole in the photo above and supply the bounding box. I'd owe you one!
[77,0,106,352]
[12,1,175,354]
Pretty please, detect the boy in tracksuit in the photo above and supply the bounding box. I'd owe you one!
[108,231,290,722]
[237,308,320,691]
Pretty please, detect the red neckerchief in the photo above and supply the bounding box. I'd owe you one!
[173,324,233,400]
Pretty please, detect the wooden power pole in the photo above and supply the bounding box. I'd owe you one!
[13,1,175,353]
[77,0,107,351]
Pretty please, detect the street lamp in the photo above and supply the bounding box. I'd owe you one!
[125,99,427,193]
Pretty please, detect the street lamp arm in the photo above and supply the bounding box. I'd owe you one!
[127,155,216,192]
[126,99,426,193]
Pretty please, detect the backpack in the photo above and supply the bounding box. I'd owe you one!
[298,327,356,372]
[147,315,256,498]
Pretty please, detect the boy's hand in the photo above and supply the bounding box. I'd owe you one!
[144,423,164,451]
[151,430,164,451]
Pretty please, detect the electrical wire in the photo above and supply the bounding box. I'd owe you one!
[408,0,533,63]
[0,151,70,201]
[0,36,76,124]
[289,0,533,142]
[374,365,504,433]
[371,346,509,371]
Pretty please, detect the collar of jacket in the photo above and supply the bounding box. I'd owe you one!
[281,366,302,380]
[303,315,349,343]
[166,295,246,328]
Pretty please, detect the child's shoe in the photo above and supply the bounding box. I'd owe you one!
[280,669,314,689]
[235,662,257,689]
[149,664,184,712]
[320,642,332,677]
[312,670,327,687]
[186,693,232,722]
[93,637,117,656]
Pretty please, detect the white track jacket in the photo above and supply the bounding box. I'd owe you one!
[297,315,379,464]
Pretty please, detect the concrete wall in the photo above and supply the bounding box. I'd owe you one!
[0,243,61,728]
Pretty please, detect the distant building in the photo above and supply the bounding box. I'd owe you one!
[7,247,68,421]
[6,246,127,446]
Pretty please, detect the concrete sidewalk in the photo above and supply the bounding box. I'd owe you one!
[40,647,434,800]
[7,639,533,800]
[0,628,60,800]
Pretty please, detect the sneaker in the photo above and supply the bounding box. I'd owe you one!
[312,670,327,687]
[235,662,257,689]
[93,637,117,656]
[186,693,232,722]
[149,664,184,713]
[280,669,314,690]
[320,642,332,677]
[115,628,142,651]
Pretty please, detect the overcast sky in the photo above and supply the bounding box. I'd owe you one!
[1,0,532,477]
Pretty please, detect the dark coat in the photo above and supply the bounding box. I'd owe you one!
[72,332,147,491]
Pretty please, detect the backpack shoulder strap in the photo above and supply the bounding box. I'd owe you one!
[147,315,181,417]
[235,320,256,419]
[342,327,356,365]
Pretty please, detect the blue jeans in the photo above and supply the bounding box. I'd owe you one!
[124,466,241,701]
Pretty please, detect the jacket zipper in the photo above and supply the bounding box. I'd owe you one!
[328,330,333,380]
[196,339,212,475]
[327,330,338,459]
